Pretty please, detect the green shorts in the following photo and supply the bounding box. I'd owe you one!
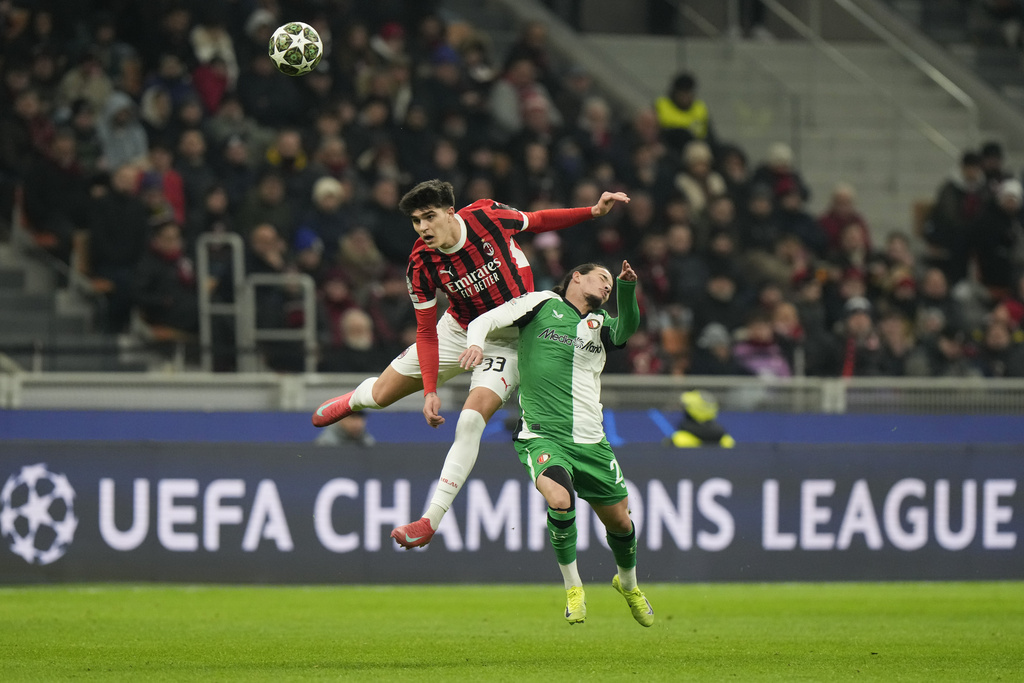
[513,436,628,508]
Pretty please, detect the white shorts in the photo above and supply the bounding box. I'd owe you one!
[389,312,519,404]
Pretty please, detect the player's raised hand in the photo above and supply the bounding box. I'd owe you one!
[591,191,630,217]
[459,345,484,370]
[619,260,637,282]
[423,392,445,428]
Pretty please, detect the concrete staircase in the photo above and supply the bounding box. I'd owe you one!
[585,34,996,238]
[0,243,143,372]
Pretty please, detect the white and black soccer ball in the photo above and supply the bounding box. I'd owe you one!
[0,463,78,565]
[268,21,323,76]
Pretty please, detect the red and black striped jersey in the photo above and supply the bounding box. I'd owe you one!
[406,199,534,328]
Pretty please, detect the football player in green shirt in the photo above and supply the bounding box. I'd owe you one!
[459,260,654,627]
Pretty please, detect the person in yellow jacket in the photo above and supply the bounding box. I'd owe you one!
[670,390,735,448]
[654,72,717,156]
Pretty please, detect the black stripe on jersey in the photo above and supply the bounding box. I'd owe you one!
[408,250,439,303]
[451,244,496,318]
[470,209,528,295]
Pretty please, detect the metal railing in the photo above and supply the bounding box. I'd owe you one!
[195,233,318,373]
[3,372,1023,415]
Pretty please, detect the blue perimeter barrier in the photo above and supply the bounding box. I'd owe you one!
[1,409,1022,444]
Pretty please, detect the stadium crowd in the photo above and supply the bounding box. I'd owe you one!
[2,0,1024,377]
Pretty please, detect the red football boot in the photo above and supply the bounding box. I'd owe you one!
[391,517,436,549]
[312,391,355,427]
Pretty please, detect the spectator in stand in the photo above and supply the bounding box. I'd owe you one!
[905,323,981,378]
[335,226,393,304]
[192,56,230,115]
[503,20,561,98]
[0,89,54,190]
[132,220,199,335]
[675,140,726,217]
[360,177,413,267]
[318,307,394,373]
[144,141,186,224]
[174,128,217,219]
[261,129,320,216]
[137,171,176,229]
[67,98,103,175]
[212,134,257,212]
[717,143,751,208]
[818,182,872,256]
[202,93,274,161]
[917,266,964,337]
[923,150,986,285]
[687,322,750,375]
[979,140,1009,189]
[245,221,305,372]
[776,184,826,258]
[885,266,920,322]
[236,170,294,240]
[666,223,710,303]
[691,271,748,338]
[98,90,148,171]
[22,129,89,262]
[86,164,150,332]
[654,72,716,157]
[292,226,330,288]
[699,195,739,250]
[877,310,914,376]
[752,142,809,204]
[830,222,875,283]
[236,51,304,128]
[139,85,175,145]
[298,176,354,252]
[732,310,792,378]
[365,269,418,356]
[831,296,884,377]
[189,6,239,89]
[737,182,781,253]
[184,183,233,254]
[635,233,675,310]
[973,177,1022,295]
[55,48,114,117]
[490,57,563,143]
[974,317,1024,377]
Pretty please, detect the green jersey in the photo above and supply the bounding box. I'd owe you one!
[466,279,639,444]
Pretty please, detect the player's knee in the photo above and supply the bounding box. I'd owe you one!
[541,466,574,511]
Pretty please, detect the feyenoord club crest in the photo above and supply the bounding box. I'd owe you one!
[538,453,550,464]
[587,319,600,329]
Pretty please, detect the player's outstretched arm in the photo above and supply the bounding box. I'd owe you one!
[608,260,640,346]
[591,191,631,217]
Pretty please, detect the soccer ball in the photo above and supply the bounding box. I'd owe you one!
[268,21,323,76]
[0,463,78,565]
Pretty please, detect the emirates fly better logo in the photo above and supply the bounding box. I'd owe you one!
[1,463,78,565]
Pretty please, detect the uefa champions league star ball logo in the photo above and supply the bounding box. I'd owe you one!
[1,463,78,565]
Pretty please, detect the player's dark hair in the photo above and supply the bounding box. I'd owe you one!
[398,179,455,216]
[552,263,605,296]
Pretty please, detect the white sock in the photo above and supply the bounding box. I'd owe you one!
[617,565,638,592]
[559,561,583,589]
[350,377,380,411]
[423,409,486,529]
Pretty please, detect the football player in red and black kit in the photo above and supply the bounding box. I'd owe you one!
[312,179,629,548]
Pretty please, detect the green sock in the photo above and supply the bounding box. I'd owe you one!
[607,522,637,570]
[547,508,577,565]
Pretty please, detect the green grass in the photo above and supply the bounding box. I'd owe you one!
[1,582,1022,682]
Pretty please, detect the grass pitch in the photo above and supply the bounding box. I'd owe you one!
[1,582,1021,682]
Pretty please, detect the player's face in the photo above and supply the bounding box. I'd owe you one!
[577,267,614,309]
[409,206,457,249]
